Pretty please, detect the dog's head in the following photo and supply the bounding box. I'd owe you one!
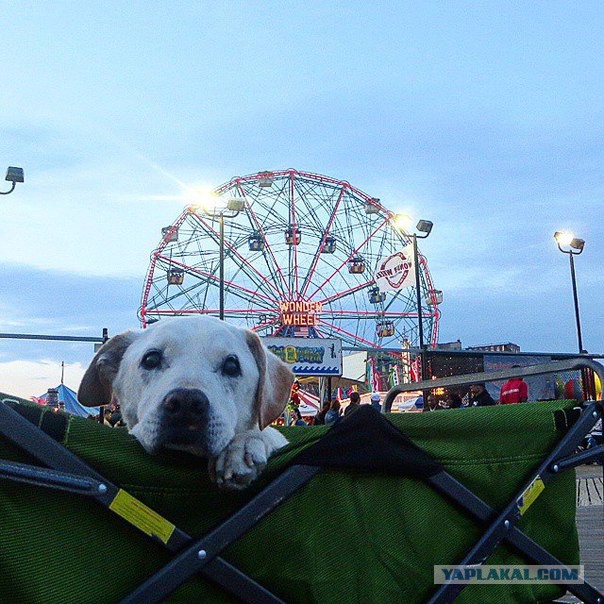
[78,316,294,457]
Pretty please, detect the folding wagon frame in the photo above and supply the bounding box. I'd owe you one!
[0,358,603,604]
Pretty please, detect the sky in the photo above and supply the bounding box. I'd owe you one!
[1,1,603,399]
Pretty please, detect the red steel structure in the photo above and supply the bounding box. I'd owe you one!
[139,169,440,349]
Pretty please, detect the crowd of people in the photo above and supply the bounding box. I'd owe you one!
[426,374,529,411]
[306,390,382,426]
[295,373,532,424]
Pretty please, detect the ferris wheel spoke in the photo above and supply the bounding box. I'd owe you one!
[318,280,374,307]
[318,318,380,349]
[156,254,279,307]
[220,275,281,308]
[222,286,277,314]
[307,215,391,301]
[162,281,205,309]
[228,255,282,308]
[288,170,302,296]
[234,183,291,298]
[299,185,347,299]
[189,212,284,300]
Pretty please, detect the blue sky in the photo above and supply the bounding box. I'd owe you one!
[1,1,603,398]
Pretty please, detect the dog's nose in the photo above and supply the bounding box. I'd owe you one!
[161,388,209,422]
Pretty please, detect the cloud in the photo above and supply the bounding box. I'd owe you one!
[0,265,140,398]
[0,359,86,400]
[0,264,140,333]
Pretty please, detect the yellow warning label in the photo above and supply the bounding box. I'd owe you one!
[517,476,545,516]
[109,489,176,544]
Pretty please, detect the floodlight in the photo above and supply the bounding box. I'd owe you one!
[416,219,433,235]
[1,166,24,195]
[227,198,245,212]
[553,230,586,353]
[5,166,24,183]
[554,231,574,247]
[393,213,413,231]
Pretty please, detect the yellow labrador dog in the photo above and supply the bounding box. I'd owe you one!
[78,316,293,490]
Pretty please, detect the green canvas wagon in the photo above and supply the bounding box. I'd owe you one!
[0,358,602,603]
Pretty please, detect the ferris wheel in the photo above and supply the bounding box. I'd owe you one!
[139,169,441,349]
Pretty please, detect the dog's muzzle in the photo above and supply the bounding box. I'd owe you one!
[158,387,210,449]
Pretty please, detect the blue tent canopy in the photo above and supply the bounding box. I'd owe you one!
[39,384,99,418]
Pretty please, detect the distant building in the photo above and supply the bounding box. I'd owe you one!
[466,342,521,353]
[434,339,463,351]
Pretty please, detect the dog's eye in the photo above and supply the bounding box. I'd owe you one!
[222,355,241,377]
[141,349,162,370]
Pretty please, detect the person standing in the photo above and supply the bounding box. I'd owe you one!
[370,392,382,412]
[314,400,331,425]
[500,370,528,404]
[469,383,496,407]
[344,391,361,417]
[325,399,341,425]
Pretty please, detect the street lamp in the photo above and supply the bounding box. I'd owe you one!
[203,198,245,320]
[393,214,433,379]
[1,166,24,195]
[554,231,586,353]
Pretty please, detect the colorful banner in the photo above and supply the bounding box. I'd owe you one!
[410,357,421,382]
[366,357,382,391]
[388,364,400,389]
[264,337,342,376]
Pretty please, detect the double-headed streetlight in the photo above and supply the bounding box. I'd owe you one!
[1,166,24,195]
[554,231,586,354]
[393,214,433,380]
[201,197,245,320]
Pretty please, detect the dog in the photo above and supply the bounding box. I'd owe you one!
[78,316,294,489]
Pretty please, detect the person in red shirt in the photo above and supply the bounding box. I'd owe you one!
[500,368,529,404]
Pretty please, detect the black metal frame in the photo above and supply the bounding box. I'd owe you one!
[1,358,602,603]
[385,358,604,603]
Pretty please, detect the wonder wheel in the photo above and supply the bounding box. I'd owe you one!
[139,169,441,349]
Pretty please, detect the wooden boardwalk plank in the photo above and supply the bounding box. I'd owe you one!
[576,505,604,593]
[557,468,603,602]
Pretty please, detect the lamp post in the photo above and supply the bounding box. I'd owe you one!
[394,215,433,380]
[203,198,245,320]
[0,166,24,195]
[554,231,586,353]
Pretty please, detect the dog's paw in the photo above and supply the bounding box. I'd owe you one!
[209,428,287,490]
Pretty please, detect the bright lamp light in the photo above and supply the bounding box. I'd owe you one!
[393,213,413,231]
[554,231,574,247]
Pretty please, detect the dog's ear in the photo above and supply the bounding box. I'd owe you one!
[78,332,136,406]
[246,330,294,429]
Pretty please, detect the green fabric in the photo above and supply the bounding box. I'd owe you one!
[0,400,579,603]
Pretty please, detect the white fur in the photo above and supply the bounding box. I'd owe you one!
[78,316,293,490]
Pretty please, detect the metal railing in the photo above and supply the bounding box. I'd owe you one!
[384,358,604,412]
